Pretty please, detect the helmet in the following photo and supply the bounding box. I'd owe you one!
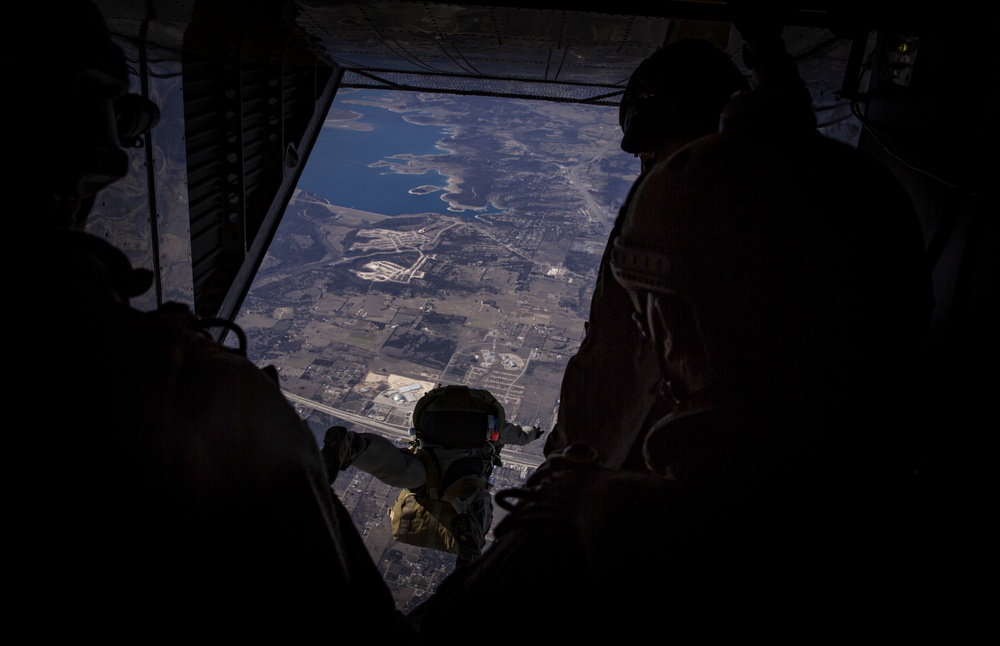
[619,39,748,154]
[411,385,506,449]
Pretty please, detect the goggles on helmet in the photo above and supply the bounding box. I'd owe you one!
[68,66,160,198]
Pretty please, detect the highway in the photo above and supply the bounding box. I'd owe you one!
[283,390,544,469]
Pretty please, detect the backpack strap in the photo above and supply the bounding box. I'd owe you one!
[412,447,444,499]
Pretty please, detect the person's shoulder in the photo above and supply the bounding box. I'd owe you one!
[661,130,731,174]
[142,305,258,368]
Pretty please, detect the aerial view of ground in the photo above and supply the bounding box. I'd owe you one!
[235,90,637,609]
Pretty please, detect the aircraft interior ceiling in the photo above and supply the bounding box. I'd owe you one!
[87,1,989,424]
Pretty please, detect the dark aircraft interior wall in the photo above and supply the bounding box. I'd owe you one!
[853,14,993,543]
[858,21,991,432]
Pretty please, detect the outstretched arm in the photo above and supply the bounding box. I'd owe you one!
[498,423,544,446]
[351,433,427,489]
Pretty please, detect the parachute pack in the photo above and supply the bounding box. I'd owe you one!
[409,384,506,449]
[390,446,487,555]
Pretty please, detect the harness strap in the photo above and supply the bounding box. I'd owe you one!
[413,447,443,499]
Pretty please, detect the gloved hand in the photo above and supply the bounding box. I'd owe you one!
[321,426,354,482]
[530,425,544,441]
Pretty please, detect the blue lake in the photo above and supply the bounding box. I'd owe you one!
[296,90,500,217]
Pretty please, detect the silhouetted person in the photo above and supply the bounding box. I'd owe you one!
[545,39,748,470]
[410,24,933,641]
[23,1,411,635]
